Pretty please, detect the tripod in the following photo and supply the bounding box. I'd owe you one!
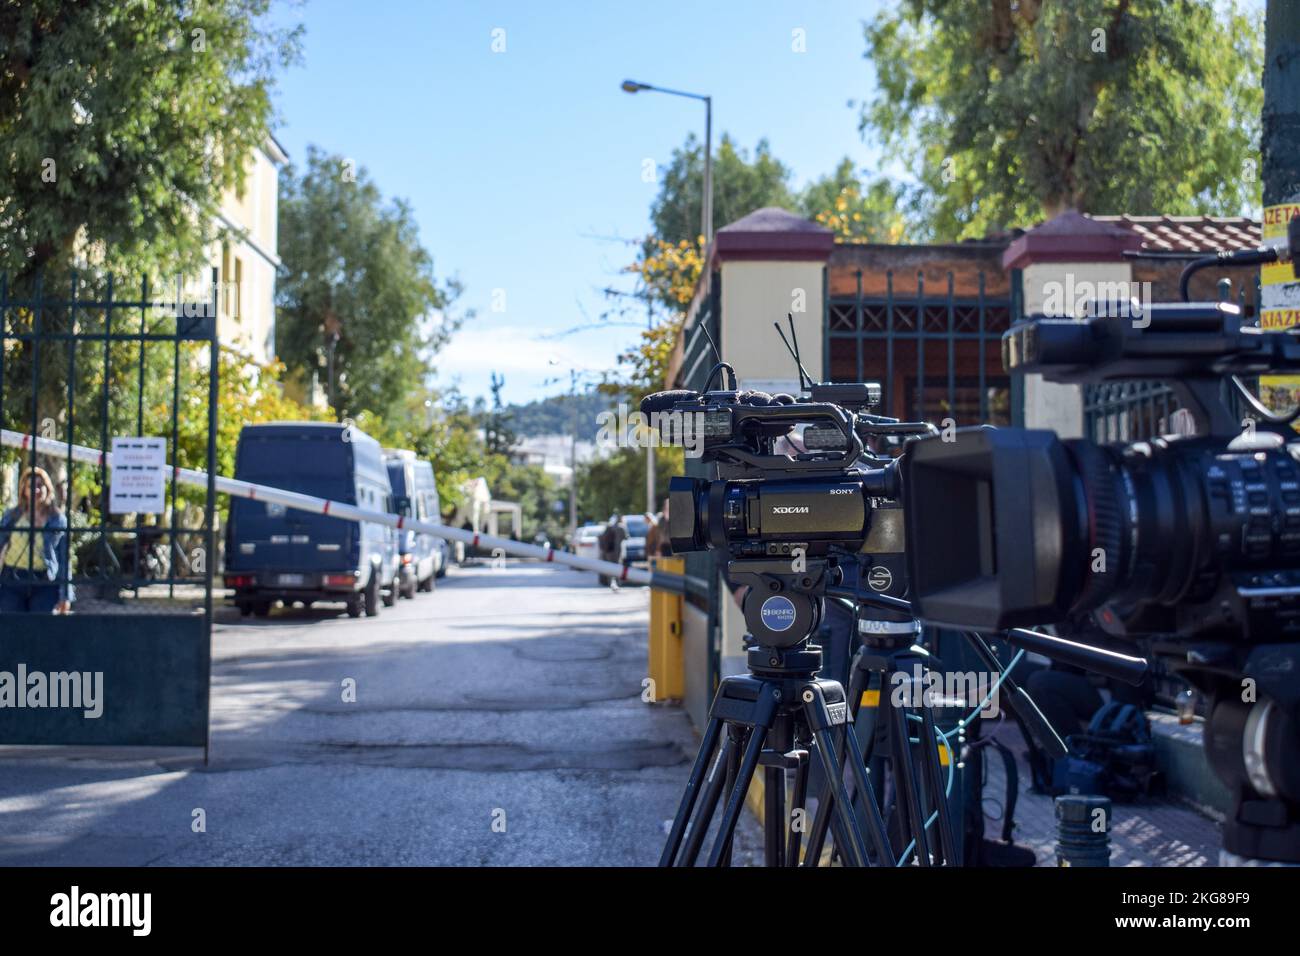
[801,617,959,866]
[658,555,1093,866]
[659,639,896,867]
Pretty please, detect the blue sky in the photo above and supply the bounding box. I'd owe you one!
[269,0,888,404]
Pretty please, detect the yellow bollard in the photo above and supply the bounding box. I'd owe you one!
[647,556,685,702]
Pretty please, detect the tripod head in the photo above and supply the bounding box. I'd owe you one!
[729,557,827,649]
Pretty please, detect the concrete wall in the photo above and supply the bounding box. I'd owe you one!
[1019,261,1134,438]
[212,145,283,366]
[712,257,826,677]
[718,259,826,387]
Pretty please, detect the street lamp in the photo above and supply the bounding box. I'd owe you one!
[620,79,713,243]
[546,360,597,543]
[622,78,713,518]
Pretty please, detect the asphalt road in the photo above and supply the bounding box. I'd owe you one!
[0,561,720,866]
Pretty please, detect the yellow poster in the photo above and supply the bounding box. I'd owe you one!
[1260,203,1300,409]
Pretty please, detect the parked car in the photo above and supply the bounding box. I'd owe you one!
[224,422,401,618]
[572,523,605,565]
[619,514,649,568]
[383,449,450,598]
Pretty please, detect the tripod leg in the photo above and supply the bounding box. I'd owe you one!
[707,723,769,867]
[889,695,934,866]
[718,724,747,866]
[918,700,957,866]
[842,719,896,866]
[809,723,871,867]
[679,733,735,866]
[800,772,855,867]
[785,750,809,866]
[659,716,723,867]
[800,655,874,867]
[764,765,786,867]
[802,773,833,865]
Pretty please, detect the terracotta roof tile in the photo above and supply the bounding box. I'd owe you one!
[1088,214,1261,253]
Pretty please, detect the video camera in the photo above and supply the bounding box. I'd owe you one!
[903,299,1300,640]
[640,319,933,646]
[901,292,1300,862]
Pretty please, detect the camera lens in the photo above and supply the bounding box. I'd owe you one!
[1058,437,1209,620]
[905,425,1300,635]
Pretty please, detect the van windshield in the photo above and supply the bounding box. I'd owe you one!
[238,437,355,501]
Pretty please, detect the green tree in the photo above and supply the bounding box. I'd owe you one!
[865,0,1263,240]
[799,158,906,243]
[650,134,795,246]
[577,446,682,524]
[276,146,466,423]
[0,0,300,278]
[483,372,517,456]
[615,135,798,398]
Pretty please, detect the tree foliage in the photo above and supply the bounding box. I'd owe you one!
[864,0,1264,240]
[0,0,300,278]
[577,445,682,525]
[650,134,795,246]
[800,158,907,243]
[276,146,466,423]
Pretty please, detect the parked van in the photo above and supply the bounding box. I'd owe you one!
[383,449,450,598]
[224,422,401,618]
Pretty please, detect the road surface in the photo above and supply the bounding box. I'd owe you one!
[0,562,720,865]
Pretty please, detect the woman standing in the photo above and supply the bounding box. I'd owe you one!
[0,466,72,614]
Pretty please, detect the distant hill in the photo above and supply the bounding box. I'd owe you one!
[504,390,621,438]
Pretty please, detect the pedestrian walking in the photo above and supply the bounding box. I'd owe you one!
[598,513,627,589]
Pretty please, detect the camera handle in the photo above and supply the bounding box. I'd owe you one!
[829,586,1150,686]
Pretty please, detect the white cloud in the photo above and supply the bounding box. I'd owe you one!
[432,322,624,402]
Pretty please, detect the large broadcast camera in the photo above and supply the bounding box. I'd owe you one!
[902,291,1300,862]
[903,299,1300,638]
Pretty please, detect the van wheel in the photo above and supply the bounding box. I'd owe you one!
[253,601,272,617]
[382,574,398,607]
[435,563,447,579]
[364,572,381,617]
[421,572,436,593]
[238,602,252,617]
[403,575,418,600]
[346,598,362,619]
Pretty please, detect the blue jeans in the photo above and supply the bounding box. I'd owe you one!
[0,567,60,614]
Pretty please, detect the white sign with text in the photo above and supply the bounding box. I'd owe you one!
[109,437,166,514]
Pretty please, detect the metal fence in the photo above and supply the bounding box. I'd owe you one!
[1082,275,1260,444]
[825,268,1021,425]
[0,270,218,750]
[678,271,723,719]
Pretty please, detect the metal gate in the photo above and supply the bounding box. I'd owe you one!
[825,268,1022,426]
[0,270,218,752]
[1082,276,1260,443]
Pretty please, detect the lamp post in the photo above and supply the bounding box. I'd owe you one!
[622,78,713,519]
[325,329,340,413]
[620,79,712,244]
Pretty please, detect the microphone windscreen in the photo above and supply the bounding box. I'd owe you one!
[740,390,775,406]
[772,393,795,404]
[640,390,697,415]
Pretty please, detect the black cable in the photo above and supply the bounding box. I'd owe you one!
[1178,247,1280,302]
[1230,374,1300,426]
